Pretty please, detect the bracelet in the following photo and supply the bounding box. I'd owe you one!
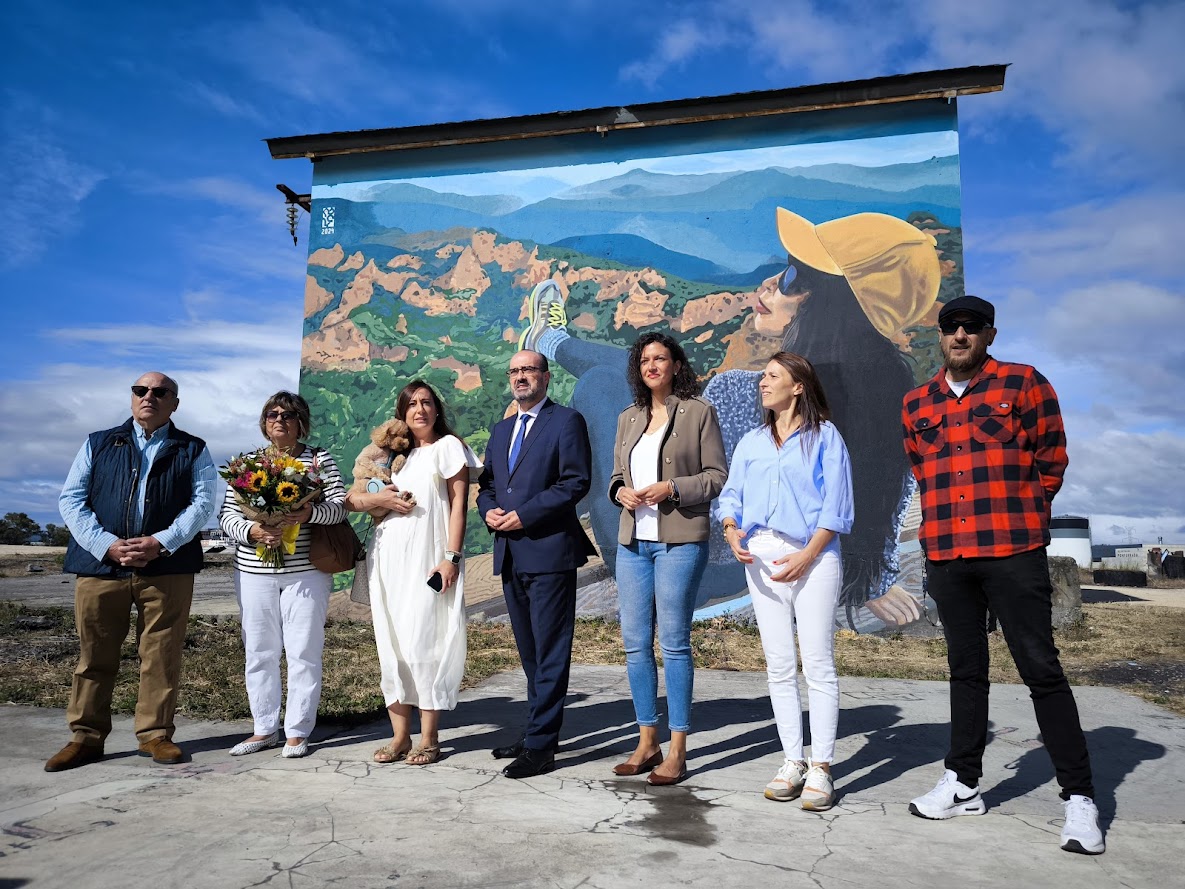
[722,520,738,534]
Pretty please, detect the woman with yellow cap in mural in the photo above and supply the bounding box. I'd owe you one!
[520,207,941,631]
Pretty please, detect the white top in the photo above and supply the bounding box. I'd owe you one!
[629,428,664,542]
[946,375,970,397]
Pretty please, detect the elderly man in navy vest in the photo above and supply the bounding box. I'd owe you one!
[46,372,217,771]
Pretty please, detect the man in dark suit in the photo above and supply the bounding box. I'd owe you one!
[477,349,597,778]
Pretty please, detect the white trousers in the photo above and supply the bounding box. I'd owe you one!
[745,529,842,763]
[234,569,332,738]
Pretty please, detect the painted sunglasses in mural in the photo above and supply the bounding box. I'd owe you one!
[777,258,800,295]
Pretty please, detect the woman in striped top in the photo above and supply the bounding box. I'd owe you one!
[219,391,347,759]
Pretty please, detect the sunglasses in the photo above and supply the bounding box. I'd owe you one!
[938,318,991,336]
[131,386,174,398]
[265,410,299,422]
[777,257,800,295]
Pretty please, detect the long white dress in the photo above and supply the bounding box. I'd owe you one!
[368,435,468,710]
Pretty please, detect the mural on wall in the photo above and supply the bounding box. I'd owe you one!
[299,106,965,632]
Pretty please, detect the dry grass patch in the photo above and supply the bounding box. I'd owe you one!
[2,602,1182,721]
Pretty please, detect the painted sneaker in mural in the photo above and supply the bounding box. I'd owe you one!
[518,280,567,352]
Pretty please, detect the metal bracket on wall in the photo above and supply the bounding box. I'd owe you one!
[276,183,311,245]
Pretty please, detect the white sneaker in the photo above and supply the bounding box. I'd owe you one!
[1061,795,1105,854]
[800,766,835,812]
[909,769,986,819]
[229,732,280,756]
[764,759,807,801]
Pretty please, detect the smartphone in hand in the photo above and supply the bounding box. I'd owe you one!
[427,571,443,592]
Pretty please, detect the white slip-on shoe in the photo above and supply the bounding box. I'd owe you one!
[229,732,280,757]
[909,769,987,819]
[281,738,310,759]
[1061,795,1105,854]
[800,765,835,812]
[764,759,808,801]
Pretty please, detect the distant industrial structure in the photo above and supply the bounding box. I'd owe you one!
[1049,515,1092,568]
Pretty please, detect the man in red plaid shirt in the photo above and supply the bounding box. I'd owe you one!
[901,295,1103,855]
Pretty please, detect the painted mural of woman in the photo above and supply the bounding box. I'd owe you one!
[518,207,941,630]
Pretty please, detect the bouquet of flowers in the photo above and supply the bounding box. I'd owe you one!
[219,446,325,567]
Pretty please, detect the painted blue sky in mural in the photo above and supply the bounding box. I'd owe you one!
[3,0,1183,543]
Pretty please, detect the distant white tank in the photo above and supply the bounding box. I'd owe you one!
[1048,515,1092,568]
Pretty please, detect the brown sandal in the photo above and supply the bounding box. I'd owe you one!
[405,744,441,765]
[373,741,411,764]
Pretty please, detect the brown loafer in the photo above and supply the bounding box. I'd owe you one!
[647,766,688,786]
[45,741,104,772]
[612,750,664,776]
[138,737,183,764]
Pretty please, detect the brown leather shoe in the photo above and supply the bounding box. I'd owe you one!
[45,742,104,772]
[647,766,688,786]
[138,737,183,764]
[612,750,664,776]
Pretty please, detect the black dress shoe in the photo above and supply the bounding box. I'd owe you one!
[502,748,555,779]
[492,738,526,760]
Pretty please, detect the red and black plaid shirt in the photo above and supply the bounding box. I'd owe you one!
[901,356,1068,561]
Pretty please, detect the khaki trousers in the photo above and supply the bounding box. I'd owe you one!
[67,573,194,746]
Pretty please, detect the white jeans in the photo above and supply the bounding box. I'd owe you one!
[744,528,842,763]
[234,569,332,738]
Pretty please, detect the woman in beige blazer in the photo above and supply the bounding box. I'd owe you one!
[608,332,727,785]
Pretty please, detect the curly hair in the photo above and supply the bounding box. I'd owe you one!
[625,332,700,410]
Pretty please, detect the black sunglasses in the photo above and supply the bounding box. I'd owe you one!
[777,257,800,295]
[131,386,175,398]
[939,318,991,336]
[265,410,299,422]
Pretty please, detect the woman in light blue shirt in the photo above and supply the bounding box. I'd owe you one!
[717,351,853,812]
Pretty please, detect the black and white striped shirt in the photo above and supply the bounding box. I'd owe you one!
[219,445,348,575]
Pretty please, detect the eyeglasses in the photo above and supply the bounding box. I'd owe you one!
[507,367,545,377]
[265,410,299,422]
[131,386,175,398]
[938,318,991,336]
[777,257,800,295]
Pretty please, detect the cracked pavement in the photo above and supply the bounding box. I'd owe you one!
[1,667,1182,888]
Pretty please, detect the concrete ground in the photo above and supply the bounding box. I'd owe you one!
[1,666,1182,889]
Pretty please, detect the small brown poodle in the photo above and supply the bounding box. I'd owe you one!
[350,418,413,518]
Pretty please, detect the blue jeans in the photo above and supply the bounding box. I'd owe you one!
[616,540,709,733]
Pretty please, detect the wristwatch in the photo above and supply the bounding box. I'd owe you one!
[444,550,462,565]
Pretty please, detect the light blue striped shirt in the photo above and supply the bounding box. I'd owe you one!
[715,420,853,548]
[59,421,218,561]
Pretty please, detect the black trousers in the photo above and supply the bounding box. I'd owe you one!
[502,554,577,752]
[927,547,1094,799]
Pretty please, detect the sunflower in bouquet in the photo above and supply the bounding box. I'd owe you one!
[220,446,325,567]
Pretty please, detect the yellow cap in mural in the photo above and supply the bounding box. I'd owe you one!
[776,208,941,339]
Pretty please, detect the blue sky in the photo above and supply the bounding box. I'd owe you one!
[3,0,1182,544]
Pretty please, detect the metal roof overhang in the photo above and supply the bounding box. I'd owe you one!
[266,65,1006,161]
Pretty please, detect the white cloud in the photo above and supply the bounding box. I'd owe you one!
[975,192,1184,284]
[1,91,107,268]
[0,317,305,523]
[179,80,267,124]
[620,19,718,88]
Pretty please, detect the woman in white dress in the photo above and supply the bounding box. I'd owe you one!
[345,380,471,765]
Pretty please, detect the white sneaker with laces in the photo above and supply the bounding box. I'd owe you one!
[800,765,835,811]
[909,769,986,819]
[764,759,807,801]
[1061,795,1105,854]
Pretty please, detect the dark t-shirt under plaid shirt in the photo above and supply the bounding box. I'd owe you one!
[901,356,1068,561]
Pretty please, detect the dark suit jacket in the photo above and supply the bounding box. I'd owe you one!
[477,398,597,575]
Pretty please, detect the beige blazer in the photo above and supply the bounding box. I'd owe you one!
[608,395,727,545]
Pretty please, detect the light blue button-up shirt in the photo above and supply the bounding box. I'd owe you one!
[59,421,218,561]
[715,420,853,548]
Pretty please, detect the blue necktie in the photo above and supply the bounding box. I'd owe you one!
[508,414,530,472]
